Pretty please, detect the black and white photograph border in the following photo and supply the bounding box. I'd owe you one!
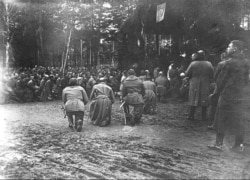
[0,0,250,179]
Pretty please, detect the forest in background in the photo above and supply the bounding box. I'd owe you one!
[0,0,250,70]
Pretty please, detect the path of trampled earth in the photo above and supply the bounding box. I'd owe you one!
[0,100,250,179]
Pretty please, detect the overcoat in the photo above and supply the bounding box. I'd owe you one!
[89,82,115,126]
[185,60,214,106]
[214,54,249,135]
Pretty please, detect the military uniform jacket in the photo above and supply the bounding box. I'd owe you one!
[122,75,145,105]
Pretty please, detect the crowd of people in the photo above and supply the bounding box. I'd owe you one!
[184,40,249,152]
[0,39,249,152]
[0,66,121,104]
[0,62,188,105]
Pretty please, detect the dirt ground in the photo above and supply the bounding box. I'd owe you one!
[0,99,250,179]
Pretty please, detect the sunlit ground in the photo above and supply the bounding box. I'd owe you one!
[0,106,23,178]
[0,108,10,146]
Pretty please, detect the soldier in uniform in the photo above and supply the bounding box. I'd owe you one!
[143,77,157,114]
[122,69,145,125]
[62,78,88,132]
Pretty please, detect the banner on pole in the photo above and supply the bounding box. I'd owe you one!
[156,3,166,23]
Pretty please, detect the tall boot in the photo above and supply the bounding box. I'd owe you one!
[215,133,225,146]
[201,106,207,121]
[67,114,74,128]
[188,106,196,120]
[208,132,224,151]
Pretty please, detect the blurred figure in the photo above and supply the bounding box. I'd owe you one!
[179,73,189,102]
[27,75,40,101]
[40,75,52,101]
[185,50,214,121]
[0,79,14,104]
[107,74,119,96]
[139,70,147,82]
[143,77,157,114]
[56,74,62,100]
[155,71,169,103]
[153,67,160,81]
[167,62,182,99]
[145,70,151,80]
[119,70,127,100]
[86,74,96,97]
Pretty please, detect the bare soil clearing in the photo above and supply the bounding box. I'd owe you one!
[0,100,250,179]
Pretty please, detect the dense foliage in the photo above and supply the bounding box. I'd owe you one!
[0,0,138,68]
[118,0,250,69]
[0,0,249,70]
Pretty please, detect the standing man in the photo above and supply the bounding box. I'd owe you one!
[207,52,229,130]
[153,67,160,81]
[89,77,115,127]
[208,40,249,151]
[62,78,88,132]
[143,77,157,114]
[122,69,145,125]
[155,71,169,103]
[86,74,96,97]
[185,50,214,121]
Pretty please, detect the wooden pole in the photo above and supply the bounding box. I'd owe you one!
[80,39,83,67]
[5,1,9,68]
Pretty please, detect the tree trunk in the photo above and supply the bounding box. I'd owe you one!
[38,10,44,62]
[73,40,77,67]
[5,2,10,68]
[156,34,159,56]
[89,41,92,66]
[144,34,147,62]
[97,51,100,67]
[63,28,72,74]
[60,51,64,72]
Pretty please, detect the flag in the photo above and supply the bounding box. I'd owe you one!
[156,3,166,23]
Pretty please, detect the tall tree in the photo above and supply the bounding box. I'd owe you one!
[0,0,20,67]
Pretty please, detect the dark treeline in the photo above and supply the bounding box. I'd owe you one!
[0,0,250,71]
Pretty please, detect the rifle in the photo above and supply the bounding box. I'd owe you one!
[61,105,67,118]
[61,105,78,132]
